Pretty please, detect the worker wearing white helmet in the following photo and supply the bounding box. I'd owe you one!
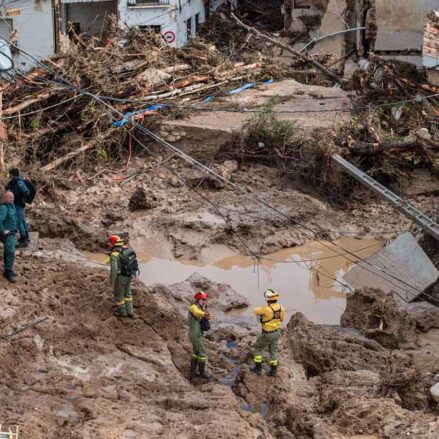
[251,289,285,377]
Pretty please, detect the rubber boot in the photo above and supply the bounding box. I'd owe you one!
[198,361,212,380]
[267,365,277,377]
[17,236,29,249]
[250,362,262,376]
[190,358,198,381]
[4,270,16,283]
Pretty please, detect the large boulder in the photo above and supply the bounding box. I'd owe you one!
[406,301,439,332]
[332,397,439,438]
[286,312,393,374]
[341,288,418,348]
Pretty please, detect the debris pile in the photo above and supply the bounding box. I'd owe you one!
[2,19,281,177]
[218,55,439,200]
[328,59,437,195]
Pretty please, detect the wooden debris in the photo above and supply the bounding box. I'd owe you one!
[41,139,101,173]
[230,13,347,86]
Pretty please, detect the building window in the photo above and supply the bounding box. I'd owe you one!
[195,13,200,33]
[186,17,192,40]
[204,2,210,19]
[294,0,311,8]
[139,25,161,33]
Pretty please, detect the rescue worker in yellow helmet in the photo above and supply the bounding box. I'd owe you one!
[108,234,135,318]
[251,289,285,377]
[188,292,212,381]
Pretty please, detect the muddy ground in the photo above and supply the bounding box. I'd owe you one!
[1,51,438,439]
[0,108,436,438]
[0,240,438,438]
[28,153,434,259]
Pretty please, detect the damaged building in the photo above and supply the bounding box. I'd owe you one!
[423,10,439,86]
[0,0,237,72]
[60,0,237,47]
[283,0,439,81]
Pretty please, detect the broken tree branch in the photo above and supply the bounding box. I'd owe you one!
[4,90,63,115]
[41,139,100,173]
[352,140,419,155]
[230,13,347,86]
[0,317,50,341]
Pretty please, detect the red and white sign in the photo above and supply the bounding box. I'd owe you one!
[163,31,176,44]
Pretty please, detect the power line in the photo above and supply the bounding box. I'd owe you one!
[2,95,78,120]
[4,37,439,306]
[7,74,438,121]
[89,90,439,116]
[0,39,356,294]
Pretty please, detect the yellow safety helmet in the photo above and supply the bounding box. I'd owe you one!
[264,289,279,302]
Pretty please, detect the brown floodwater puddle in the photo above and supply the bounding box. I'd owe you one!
[85,238,382,325]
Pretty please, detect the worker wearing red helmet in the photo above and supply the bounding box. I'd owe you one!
[251,289,285,377]
[108,234,135,318]
[188,291,212,380]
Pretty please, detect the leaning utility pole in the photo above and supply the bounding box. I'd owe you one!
[333,154,439,241]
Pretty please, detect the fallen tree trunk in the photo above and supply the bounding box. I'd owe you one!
[170,75,211,89]
[352,141,419,155]
[230,13,347,86]
[4,90,63,115]
[41,140,98,172]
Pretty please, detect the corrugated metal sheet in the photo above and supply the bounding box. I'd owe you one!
[344,232,439,305]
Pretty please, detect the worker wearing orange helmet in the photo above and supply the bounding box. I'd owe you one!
[108,234,135,318]
[251,289,285,377]
[188,291,212,380]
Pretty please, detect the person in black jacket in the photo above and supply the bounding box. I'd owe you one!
[5,168,30,248]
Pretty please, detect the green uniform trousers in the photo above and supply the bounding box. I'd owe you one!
[3,234,15,271]
[253,329,280,366]
[190,333,207,362]
[113,274,133,317]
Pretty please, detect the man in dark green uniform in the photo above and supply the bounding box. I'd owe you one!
[0,191,17,283]
[188,291,211,381]
[108,235,134,318]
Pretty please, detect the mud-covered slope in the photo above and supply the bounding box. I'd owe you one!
[0,253,270,439]
[233,303,439,438]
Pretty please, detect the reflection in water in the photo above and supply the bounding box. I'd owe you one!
[85,238,382,325]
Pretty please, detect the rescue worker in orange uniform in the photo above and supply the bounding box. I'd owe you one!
[188,291,212,380]
[251,289,285,377]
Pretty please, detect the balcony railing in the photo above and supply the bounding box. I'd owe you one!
[127,0,170,6]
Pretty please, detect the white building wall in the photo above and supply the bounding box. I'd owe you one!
[118,0,206,47]
[375,0,438,52]
[4,0,55,71]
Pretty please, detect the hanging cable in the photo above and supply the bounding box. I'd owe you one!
[4,37,439,305]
